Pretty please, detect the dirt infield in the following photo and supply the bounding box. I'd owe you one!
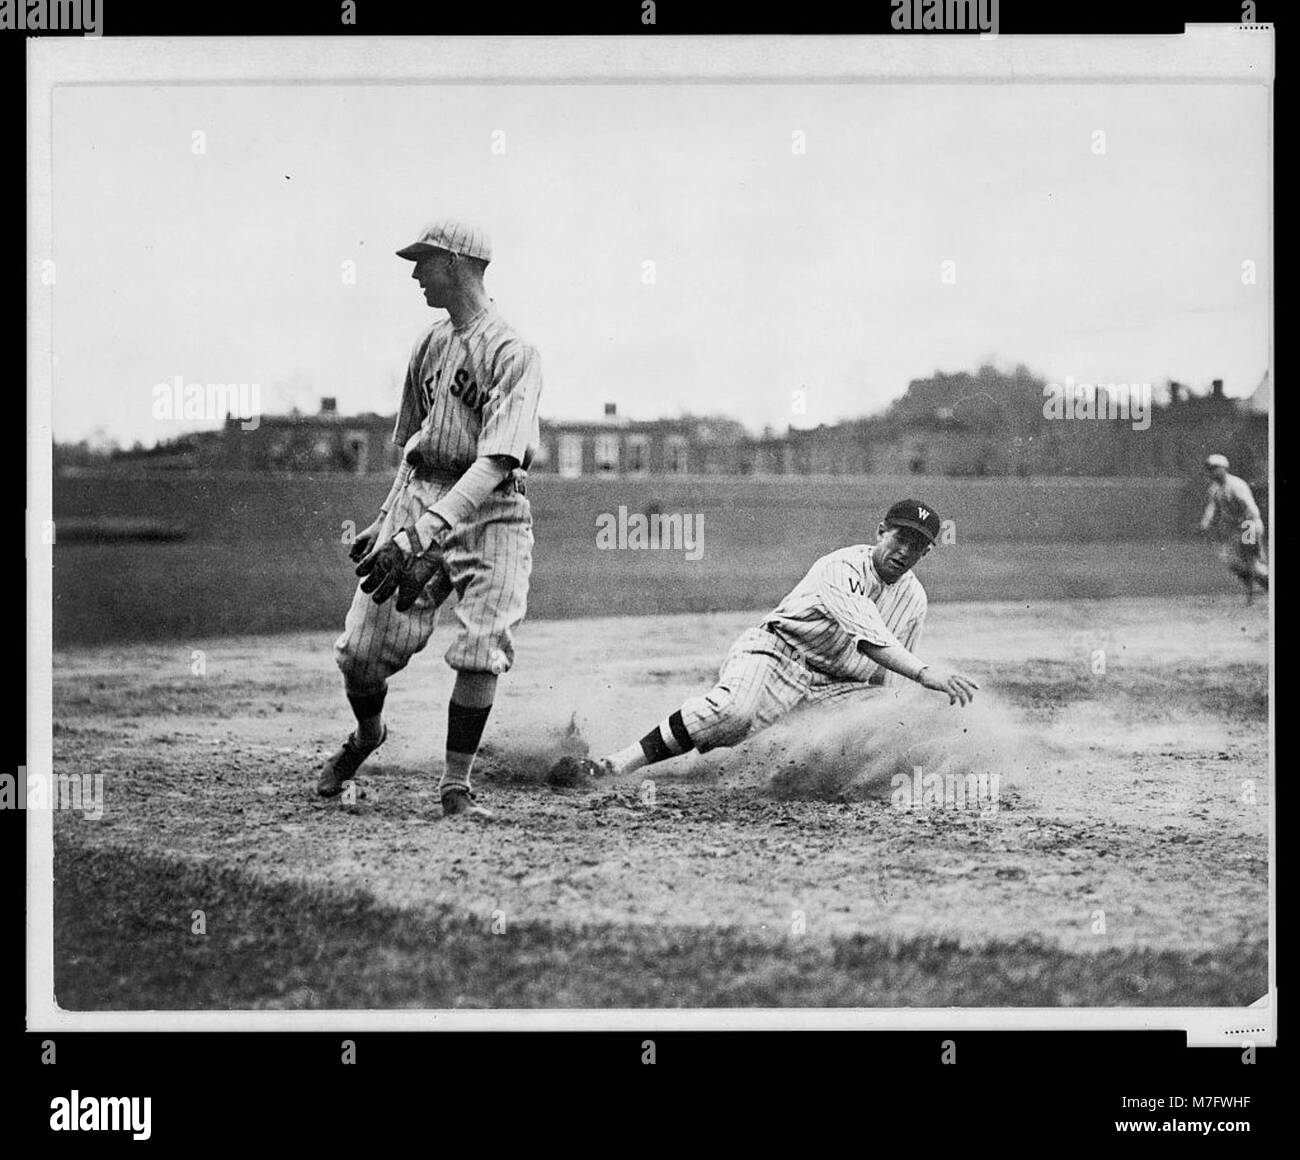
[50,595,1269,1009]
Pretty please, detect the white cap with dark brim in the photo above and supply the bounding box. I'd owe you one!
[397,218,493,263]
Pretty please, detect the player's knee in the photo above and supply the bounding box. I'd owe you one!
[704,685,761,743]
[334,633,375,684]
[333,633,354,674]
[447,642,514,676]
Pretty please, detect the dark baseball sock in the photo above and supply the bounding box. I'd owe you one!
[637,710,696,766]
[348,689,387,745]
[441,701,493,794]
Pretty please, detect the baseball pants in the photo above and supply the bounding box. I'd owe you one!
[334,472,533,696]
[1219,519,1268,583]
[680,618,923,753]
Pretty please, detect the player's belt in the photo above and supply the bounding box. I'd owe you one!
[409,457,527,496]
[762,622,847,680]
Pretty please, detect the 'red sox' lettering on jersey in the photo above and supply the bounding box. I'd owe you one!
[396,308,542,476]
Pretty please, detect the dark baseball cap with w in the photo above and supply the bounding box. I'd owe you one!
[884,499,942,543]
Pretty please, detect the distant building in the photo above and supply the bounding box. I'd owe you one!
[534,404,751,476]
[79,371,1267,480]
[785,422,873,475]
[216,401,401,474]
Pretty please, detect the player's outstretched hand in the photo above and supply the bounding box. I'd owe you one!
[919,665,980,706]
[349,517,385,563]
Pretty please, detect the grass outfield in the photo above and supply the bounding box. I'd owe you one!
[54,539,1236,646]
[53,842,1265,1010]
[50,473,1241,645]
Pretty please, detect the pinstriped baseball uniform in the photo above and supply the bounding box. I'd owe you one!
[680,545,927,752]
[334,303,541,690]
[394,308,540,471]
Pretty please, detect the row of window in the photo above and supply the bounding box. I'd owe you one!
[553,433,691,477]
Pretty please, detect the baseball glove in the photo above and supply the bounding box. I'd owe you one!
[356,529,453,613]
[395,549,454,613]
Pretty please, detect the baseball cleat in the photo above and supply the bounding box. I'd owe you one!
[316,725,387,798]
[545,755,615,787]
[441,787,494,820]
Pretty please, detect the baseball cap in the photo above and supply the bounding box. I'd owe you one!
[1205,453,1229,470]
[884,499,942,543]
[396,218,493,263]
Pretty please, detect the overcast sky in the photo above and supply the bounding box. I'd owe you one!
[49,80,1268,446]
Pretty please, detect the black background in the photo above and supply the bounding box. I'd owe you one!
[11,0,1282,1142]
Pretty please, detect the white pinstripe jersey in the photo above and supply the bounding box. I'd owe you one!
[394,305,542,474]
[764,545,928,682]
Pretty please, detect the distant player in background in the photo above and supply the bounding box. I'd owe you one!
[316,217,542,820]
[548,500,980,785]
[1199,453,1268,605]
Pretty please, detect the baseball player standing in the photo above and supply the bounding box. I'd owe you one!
[1199,453,1269,604]
[549,500,979,784]
[317,217,542,820]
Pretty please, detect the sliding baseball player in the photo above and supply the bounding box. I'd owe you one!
[548,499,979,785]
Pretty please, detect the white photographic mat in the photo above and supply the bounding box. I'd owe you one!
[28,29,1273,1043]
